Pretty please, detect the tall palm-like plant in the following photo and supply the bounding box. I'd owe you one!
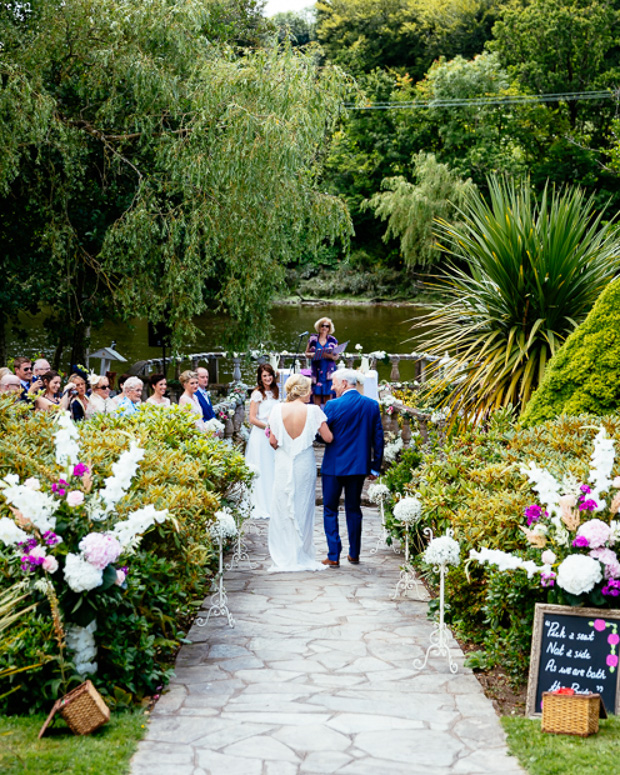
[419,176,620,424]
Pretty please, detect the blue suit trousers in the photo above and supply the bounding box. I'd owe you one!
[322,474,365,561]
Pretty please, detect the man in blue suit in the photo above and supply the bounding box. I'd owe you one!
[321,368,384,567]
[196,366,216,422]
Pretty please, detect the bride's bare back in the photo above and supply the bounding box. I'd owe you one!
[281,401,309,440]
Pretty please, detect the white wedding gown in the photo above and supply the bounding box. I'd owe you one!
[245,390,277,519]
[267,403,327,573]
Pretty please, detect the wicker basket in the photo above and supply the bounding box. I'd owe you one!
[541,692,601,737]
[39,680,110,738]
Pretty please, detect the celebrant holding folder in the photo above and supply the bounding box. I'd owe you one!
[305,317,339,406]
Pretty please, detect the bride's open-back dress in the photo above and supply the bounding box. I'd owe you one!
[267,402,327,572]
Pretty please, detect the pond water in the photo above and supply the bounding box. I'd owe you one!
[10,303,429,383]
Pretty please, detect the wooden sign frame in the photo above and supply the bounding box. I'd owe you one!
[526,603,620,717]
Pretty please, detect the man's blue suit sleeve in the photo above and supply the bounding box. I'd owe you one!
[371,403,384,472]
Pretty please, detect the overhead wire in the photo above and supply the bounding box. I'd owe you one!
[343,90,618,110]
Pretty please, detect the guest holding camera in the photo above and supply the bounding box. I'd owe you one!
[66,372,95,421]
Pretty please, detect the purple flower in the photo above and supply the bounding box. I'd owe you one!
[580,484,592,494]
[541,570,556,588]
[18,538,39,553]
[572,536,590,548]
[120,566,129,575]
[579,499,598,512]
[72,463,89,478]
[42,530,60,546]
[51,478,68,496]
[525,504,545,527]
[602,580,620,597]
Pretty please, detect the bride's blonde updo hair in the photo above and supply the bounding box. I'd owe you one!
[285,374,312,402]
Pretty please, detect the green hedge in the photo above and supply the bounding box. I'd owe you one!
[0,400,250,713]
[521,279,620,426]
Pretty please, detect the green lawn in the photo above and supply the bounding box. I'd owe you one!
[502,715,620,775]
[0,710,146,775]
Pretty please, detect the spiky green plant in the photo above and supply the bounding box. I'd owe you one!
[0,583,41,698]
[419,176,620,424]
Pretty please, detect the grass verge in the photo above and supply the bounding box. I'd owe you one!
[0,710,146,774]
[502,715,620,775]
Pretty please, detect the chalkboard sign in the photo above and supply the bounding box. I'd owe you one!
[526,604,620,717]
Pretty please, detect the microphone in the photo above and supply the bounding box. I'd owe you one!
[299,331,309,337]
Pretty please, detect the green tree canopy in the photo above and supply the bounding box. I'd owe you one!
[0,0,351,363]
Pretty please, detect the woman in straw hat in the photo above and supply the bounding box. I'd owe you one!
[305,316,338,406]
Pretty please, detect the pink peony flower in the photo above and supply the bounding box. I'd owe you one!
[29,545,46,560]
[115,570,126,586]
[24,477,41,490]
[78,533,122,570]
[541,550,557,565]
[589,547,620,579]
[66,491,85,508]
[43,555,59,573]
[577,519,611,549]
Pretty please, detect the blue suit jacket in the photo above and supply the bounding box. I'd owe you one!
[196,389,216,422]
[322,390,384,477]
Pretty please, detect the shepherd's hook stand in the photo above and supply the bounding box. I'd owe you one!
[370,499,401,556]
[195,536,235,629]
[226,516,256,571]
[391,524,425,600]
[413,529,458,673]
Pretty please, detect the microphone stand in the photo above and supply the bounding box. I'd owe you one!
[289,331,308,374]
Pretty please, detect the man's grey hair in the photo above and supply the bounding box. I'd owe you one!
[123,376,144,392]
[331,368,360,386]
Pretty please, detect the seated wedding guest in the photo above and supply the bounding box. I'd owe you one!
[88,373,113,414]
[115,376,143,416]
[33,358,51,377]
[195,366,215,421]
[67,371,95,421]
[0,373,22,394]
[147,374,170,406]
[13,357,32,396]
[178,370,205,431]
[34,371,71,412]
[305,317,338,406]
[245,364,279,519]
[110,373,131,406]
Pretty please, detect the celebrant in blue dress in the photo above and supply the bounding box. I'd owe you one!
[305,317,338,406]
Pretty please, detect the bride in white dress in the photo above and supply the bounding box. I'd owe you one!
[267,374,333,572]
[245,364,279,519]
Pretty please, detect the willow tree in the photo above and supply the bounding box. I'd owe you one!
[0,0,352,362]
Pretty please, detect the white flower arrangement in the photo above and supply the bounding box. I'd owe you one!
[367,483,391,504]
[63,553,104,593]
[210,509,238,541]
[111,505,169,552]
[204,417,225,434]
[393,496,422,524]
[0,516,29,545]
[53,412,80,469]
[424,534,461,567]
[368,350,387,360]
[384,436,404,464]
[472,425,620,601]
[0,475,60,532]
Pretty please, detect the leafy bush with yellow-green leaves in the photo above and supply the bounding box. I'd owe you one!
[396,412,620,681]
[521,279,620,426]
[0,399,251,713]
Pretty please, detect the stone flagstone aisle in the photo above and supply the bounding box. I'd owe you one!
[131,508,525,775]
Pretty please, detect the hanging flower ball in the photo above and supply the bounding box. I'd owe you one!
[424,534,461,567]
[393,496,422,524]
[210,509,238,541]
[367,483,390,504]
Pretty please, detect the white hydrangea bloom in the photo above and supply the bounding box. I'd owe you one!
[0,516,29,546]
[210,509,238,540]
[63,553,103,593]
[393,496,422,524]
[54,411,81,468]
[205,418,225,434]
[469,547,541,578]
[384,437,404,463]
[66,621,98,676]
[556,554,603,596]
[424,534,460,567]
